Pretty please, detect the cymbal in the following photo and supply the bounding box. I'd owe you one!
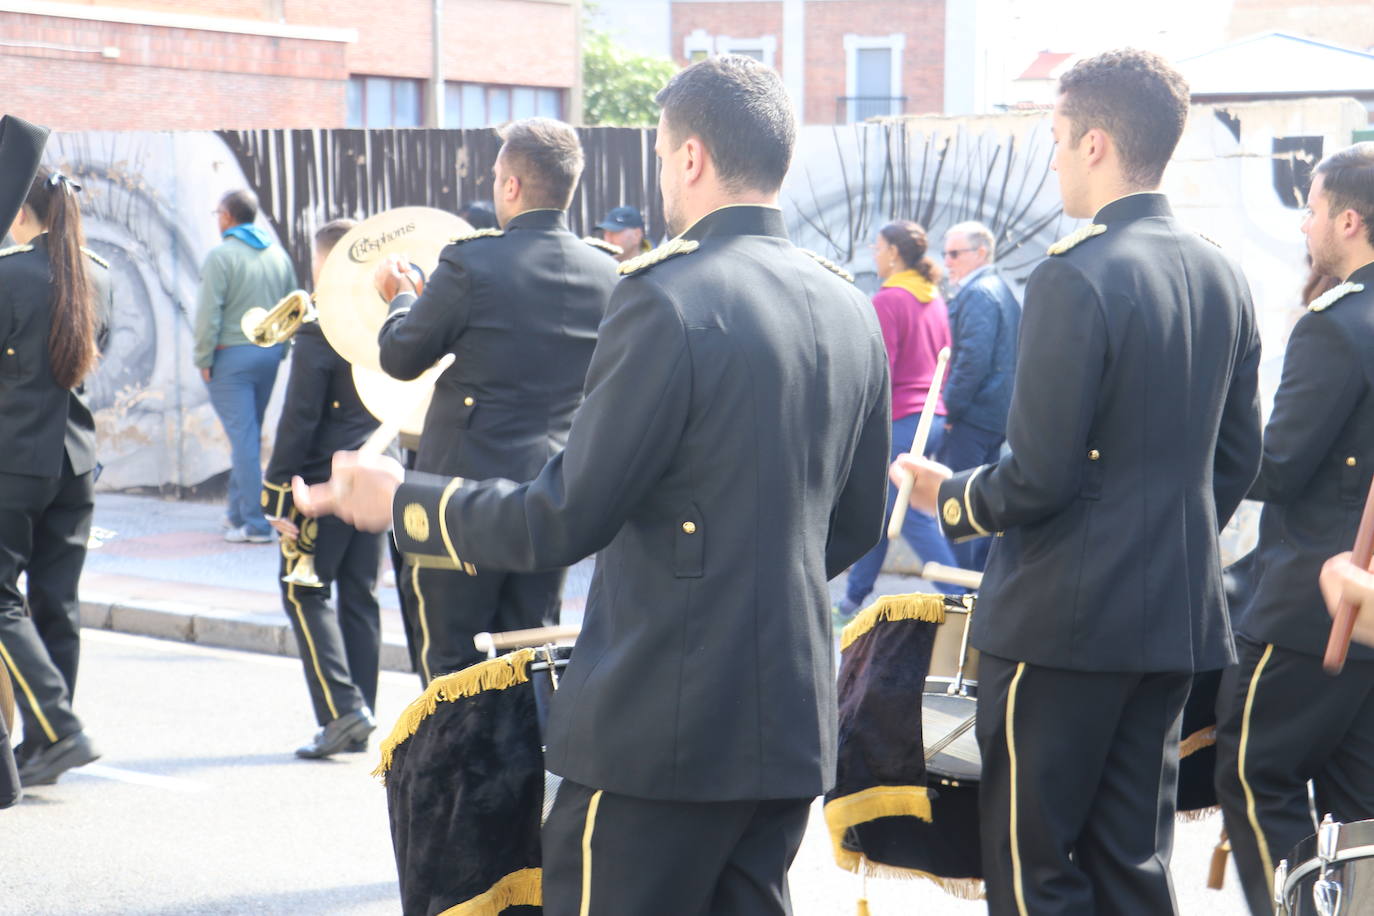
[352,364,434,439]
[315,207,472,373]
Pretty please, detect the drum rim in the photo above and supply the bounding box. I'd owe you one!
[1280,842,1374,905]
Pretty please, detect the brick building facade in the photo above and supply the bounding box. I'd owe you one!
[0,0,579,129]
[649,0,946,125]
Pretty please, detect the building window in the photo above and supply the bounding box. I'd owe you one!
[347,76,424,128]
[841,34,906,123]
[683,28,777,67]
[446,82,564,127]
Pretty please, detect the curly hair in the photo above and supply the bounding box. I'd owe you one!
[879,221,940,284]
[1057,49,1190,188]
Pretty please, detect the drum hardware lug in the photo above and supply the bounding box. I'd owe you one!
[541,644,560,691]
[1274,859,1288,912]
[1313,816,1343,916]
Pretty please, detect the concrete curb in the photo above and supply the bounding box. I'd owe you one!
[80,595,415,674]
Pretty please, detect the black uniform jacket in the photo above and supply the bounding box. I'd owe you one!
[392,206,892,801]
[0,234,112,478]
[261,321,379,515]
[937,193,1262,673]
[1238,262,1374,660]
[377,208,618,482]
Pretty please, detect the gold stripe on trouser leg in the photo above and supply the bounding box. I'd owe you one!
[0,638,58,742]
[287,582,339,720]
[1238,643,1276,889]
[412,564,433,683]
[579,790,604,916]
[1007,661,1029,916]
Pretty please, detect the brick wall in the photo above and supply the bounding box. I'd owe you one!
[805,0,943,125]
[58,0,278,19]
[670,1,783,70]
[0,13,348,128]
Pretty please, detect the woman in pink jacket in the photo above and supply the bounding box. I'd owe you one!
[837,221,960,618]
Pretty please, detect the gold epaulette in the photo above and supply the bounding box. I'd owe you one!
[0,244,33,259]
[618,238,699,277]
[801,249,854,283]
[448,228,504,244]
[1309,281,1365,312]
[1047,223,1106,256]
[582,236,623,257]
[80,246,110,268]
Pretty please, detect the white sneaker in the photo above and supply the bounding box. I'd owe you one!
[224,525,272,544]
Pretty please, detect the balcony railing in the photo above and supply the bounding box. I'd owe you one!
[837,96,908,123]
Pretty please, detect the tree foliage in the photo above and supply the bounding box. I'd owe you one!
[582,29,680,127]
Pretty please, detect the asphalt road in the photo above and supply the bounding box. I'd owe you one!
[2,631,1249,915]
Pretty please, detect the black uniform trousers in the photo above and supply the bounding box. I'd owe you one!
[976,653,1191,916]
[400,562,564,685]
[0,457,92,749]
[542,779,811,916]
[278,515,382,726]
[1214,636,1374,915]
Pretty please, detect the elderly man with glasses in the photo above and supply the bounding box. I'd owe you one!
[937,221,1021,571]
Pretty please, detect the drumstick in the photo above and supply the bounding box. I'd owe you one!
[888,347,951,540]
[474,625,582,656]
[921,562,983,591]
[1323,475,1374,674]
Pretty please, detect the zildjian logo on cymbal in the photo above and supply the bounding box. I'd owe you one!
[348,222,418,263]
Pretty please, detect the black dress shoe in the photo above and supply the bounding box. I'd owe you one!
[18,731,100,786]
[343,737,368,753]
[296,707,375,759]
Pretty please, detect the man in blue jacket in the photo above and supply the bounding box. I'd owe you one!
[938,220,1020,571]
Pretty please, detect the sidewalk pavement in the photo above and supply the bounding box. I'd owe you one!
[80,493,938,672]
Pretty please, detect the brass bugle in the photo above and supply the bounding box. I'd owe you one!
[242,289,315,347]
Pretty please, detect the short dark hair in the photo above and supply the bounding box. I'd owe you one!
[314,218,356,252]
[1315,142,1374,246]
[1057,49,1190,188]
[496,118,585,210]
[654,55,795,194]
[879,221,940,284]
[220,189,258,225]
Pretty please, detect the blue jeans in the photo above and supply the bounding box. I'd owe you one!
[937,421,1006,572]
[207,343,283,536]
[845,412,960,604]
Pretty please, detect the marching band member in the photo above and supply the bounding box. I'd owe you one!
[303,56,890,915]
[0,165,113,787]
[375,118,618,684]
[1214,143,1374,915]
[261,220,382,759]
[897,49,1262,914]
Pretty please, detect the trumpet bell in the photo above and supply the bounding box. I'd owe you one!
[242,289,314,346]
[314,207,471,373]
[282,553,324,588]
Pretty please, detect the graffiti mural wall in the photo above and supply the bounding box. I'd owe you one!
[32,97,1363,493]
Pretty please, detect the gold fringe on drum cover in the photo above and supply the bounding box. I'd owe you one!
[373,647,537,779]
[840,593,948,651]
[436,867,542,916]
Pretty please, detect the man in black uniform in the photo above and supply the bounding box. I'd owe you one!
[375,118,617,683]
[261,219,381,759]
[899,49,1263,914]
[307,56,890,914]
[1214,143,1374,915]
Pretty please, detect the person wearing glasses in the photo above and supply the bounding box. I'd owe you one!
[938,221,1021,572]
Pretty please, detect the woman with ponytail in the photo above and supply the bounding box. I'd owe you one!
[0,165,111,787]
[836,221,962,619]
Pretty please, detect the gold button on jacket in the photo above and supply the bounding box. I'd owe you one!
[681,521,697,534]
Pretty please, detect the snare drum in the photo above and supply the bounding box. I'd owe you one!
[1277,816,1374,915]
[928,596,980,687]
